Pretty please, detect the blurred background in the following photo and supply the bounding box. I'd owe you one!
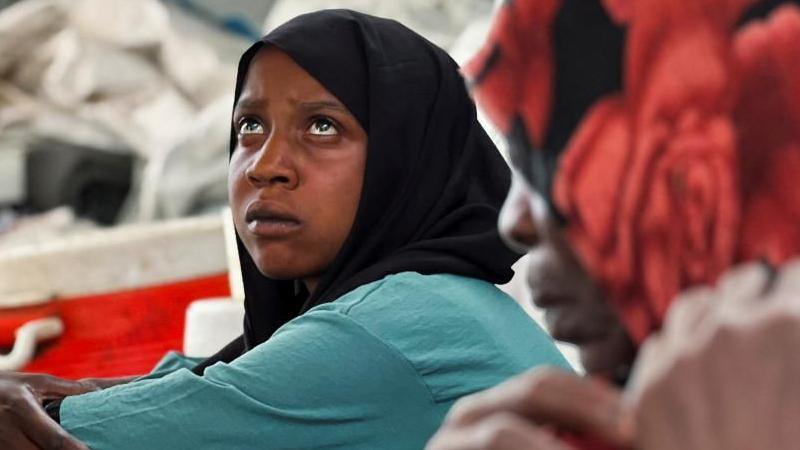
[0,0,577,378]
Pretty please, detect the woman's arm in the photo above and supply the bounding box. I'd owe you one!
[59,310,439,450]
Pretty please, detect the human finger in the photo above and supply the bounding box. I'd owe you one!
[79,376,137,390]
[9,373,101,401]
[446,368,632,447]
[428,412,577,450]
[3,380,89,450]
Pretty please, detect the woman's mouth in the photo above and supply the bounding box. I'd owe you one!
[245,203,302,238]
[543,307,611,345]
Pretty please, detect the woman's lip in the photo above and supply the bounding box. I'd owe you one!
[246,217,302,238]
[244,201,302,238]
[551,326,608,345]
[545,309,610,344]
[530,291,573,308]
[245,200,301,222]
[551,327,608,345]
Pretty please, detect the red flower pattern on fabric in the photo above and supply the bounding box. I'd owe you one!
[468,0,800,344]
[555,0,800,342]
[463,0,560,145]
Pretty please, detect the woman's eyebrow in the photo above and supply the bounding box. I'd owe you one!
[234,98,345,114]
[234,97,268,113]
[298,100,347,112]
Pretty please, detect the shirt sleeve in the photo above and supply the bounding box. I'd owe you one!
[46,352,204,425]
[59,309,441,450]
[138,352,206,381]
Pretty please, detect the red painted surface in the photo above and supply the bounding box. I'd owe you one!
[1,274,230,379]
[0,303,60,347]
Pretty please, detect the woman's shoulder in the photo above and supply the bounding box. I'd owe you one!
[310,272,571,402]
[317,272,521,331]
[334,271,504,309]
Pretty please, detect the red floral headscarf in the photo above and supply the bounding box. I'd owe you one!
[466,0,800,343]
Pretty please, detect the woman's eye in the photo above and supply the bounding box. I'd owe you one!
[308,118,338,136]
[238,118,265,135]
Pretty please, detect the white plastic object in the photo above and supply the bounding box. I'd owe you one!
[0,143,25,205]
[183,297,244,358]
[222,207,244,304]
[0,317,64,371]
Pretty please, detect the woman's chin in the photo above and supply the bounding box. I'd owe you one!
[254,264,303,280]
[578,333,636,381]
[250,255,319,282]
[248,253,296,278]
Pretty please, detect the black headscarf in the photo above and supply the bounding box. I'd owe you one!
[193,9,518,373]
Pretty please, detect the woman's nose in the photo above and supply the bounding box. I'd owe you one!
[498,182,541,252]
[245,133,298,189]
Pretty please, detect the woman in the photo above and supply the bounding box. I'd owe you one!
[0,9,570,450]
[428,0,800,448]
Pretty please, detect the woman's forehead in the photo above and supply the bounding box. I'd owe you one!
[237,48,342,108]
[243,49,318,90]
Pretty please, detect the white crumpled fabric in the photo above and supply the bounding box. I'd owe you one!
[0,0,244,221]
[263,0,494,50]
[0,0,501,222]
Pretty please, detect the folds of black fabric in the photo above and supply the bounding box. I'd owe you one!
[198,9,519,371]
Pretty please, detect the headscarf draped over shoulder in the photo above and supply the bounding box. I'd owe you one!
[195,9,518,372]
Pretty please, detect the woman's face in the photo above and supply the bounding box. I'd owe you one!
[499,176,636,381]
[229,47,367,293]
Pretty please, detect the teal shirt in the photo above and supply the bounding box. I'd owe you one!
[61,272,570,449]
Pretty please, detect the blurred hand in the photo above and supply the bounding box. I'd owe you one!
[426,367,633,450]
[427,260,800,450]
[628,260,800,450]
[0,372,95,449]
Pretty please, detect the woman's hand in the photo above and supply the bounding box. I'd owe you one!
[426,413,574,450]
[428,260,800,450]
[628,261,800,450]
[426,367,633,450]
[0,372,95,449]
[78,376,137,391]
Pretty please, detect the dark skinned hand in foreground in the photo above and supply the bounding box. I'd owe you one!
[427,262,800,450]
[0,372,135,450]
[426,367,632,450]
